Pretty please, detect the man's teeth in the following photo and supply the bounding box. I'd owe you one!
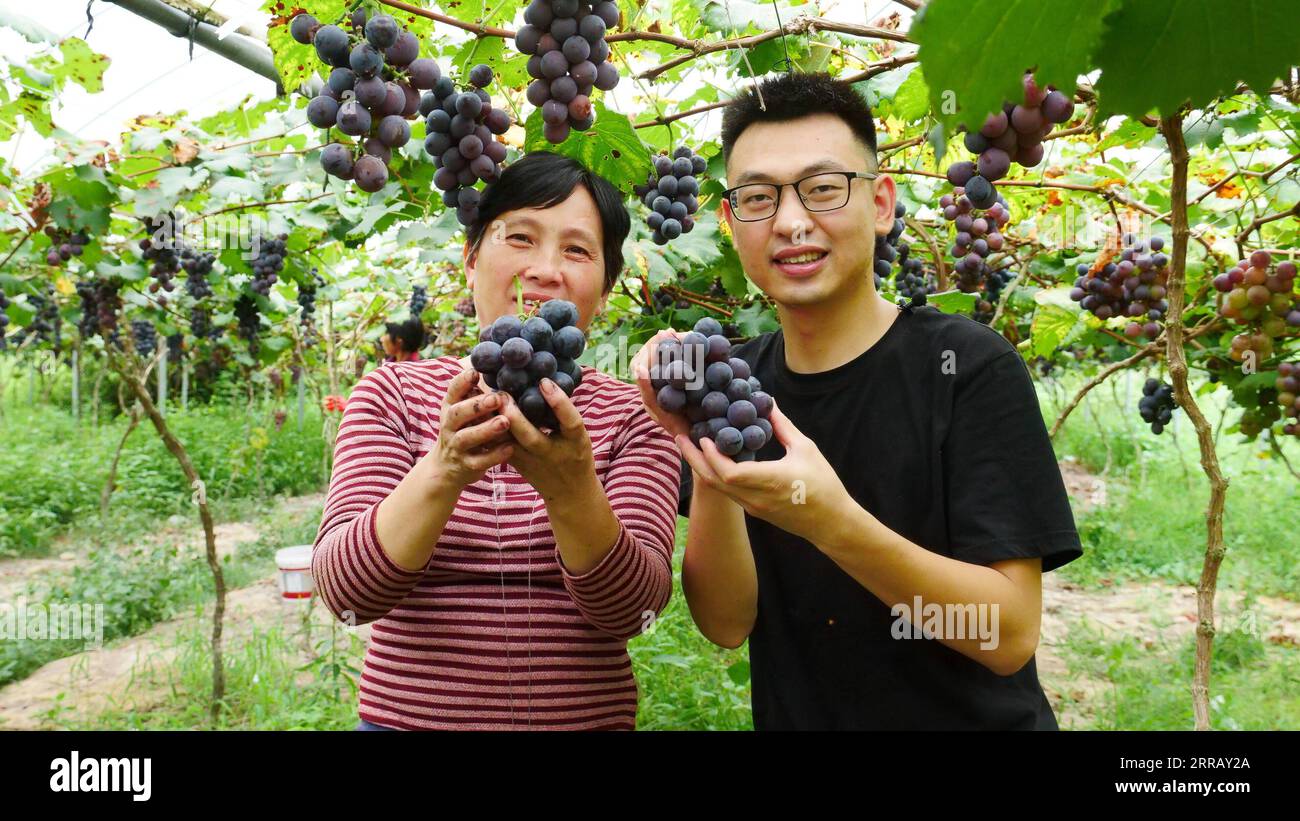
[779,251,826,264]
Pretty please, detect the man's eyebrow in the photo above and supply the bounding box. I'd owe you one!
[732,159,847,186]
[506,215,599,247]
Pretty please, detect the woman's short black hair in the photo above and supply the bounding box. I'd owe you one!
[385,318,425,353]
[721,72,879,168]
[464,151,630,293]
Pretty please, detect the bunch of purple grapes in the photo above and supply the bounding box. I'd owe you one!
[1277,362,1300,437]
[9,287,60,350]
[410,284,428,317]
[516,0,621,143]
[182,247,215,299]
[1138,378,1177,434]
[298,269,324,345]
[294,9,438,193]
[233,294,262,356]
[139,214,183,305]
[651,317,773,462]
[424,64,513,226]
[0,289,9,349]
[940,188,1014,320]
[946,74,1073,209]
[76,280,100,338]
[131,319,157,359]
[1069,233,1170,340]
[470,299,587,429]
[190,306,216,341]
[634,147,706,246]
[893,244,937,304]
[249,234,288,296]
[43,225,90,266]
[873,201,908,288]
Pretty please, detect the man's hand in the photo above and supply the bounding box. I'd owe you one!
[676,402,857,546]
[498,378,599,504]
[632,328,691,441]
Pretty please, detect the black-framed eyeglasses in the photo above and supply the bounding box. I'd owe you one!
[722,171,879,221]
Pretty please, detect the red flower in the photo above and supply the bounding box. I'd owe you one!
[323,394,347,413]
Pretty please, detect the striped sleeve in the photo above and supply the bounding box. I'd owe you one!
[560,403,679,639]
[312,366,427,625]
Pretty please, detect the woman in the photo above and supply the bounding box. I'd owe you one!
[379,317,425,363]
[313,152,681,730]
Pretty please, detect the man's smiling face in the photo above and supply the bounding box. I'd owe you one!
[722,112,896,309]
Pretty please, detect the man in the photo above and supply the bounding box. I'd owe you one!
[635,72,1082,730]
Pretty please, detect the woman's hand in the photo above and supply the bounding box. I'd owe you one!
[632,328,691,442]
[423,366,514,495]
[497,378,599,504]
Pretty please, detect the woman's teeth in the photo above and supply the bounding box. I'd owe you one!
[780,251,826,264]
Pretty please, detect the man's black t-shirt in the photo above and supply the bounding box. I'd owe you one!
[679,304,1082,730]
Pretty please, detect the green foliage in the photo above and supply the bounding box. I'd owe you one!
[912,0,1112,133]
[523,102,654,194]
[0,403,326,558]
[1092,0,1300,118]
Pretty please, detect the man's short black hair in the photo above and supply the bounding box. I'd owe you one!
[721,72,879,168]
[465,151,630,293]
[385,317,425,354]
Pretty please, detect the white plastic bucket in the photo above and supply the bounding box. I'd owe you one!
[275,545,315,600]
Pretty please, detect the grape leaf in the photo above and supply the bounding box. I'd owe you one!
[927,290,977,314]
[1093,0,1300,118]
[732,301,779,336]
[33,38,109,94]
[263,0,349,95]
[523,102,652,193]
[911,0,1116,134]
[0,92,54,137]
[451,35,528,90]
[726,659,750,686]
[891,66,931,123]
[1030,303,1080,358]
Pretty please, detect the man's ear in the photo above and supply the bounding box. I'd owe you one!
[721,196,735,236]
[873,173,899,237]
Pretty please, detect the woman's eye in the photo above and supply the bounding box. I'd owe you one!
[508,233,531,242]
[568,246,591,256]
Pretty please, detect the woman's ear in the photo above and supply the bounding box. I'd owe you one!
[463,240,476,291]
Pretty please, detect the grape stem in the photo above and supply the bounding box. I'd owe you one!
[1232,202,1300,256]
[0,226,36,270]
[1266,432,1300,481]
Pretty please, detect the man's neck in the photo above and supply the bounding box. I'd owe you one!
[776,281,900,374]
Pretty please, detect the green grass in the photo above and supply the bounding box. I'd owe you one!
[630,518,752,730]
[0,498,324,690]
[1045,370,1300,598]
[57,617,365,731]
[1055,620,1300,730]
[0,402,328,558]
[58,516,754,731]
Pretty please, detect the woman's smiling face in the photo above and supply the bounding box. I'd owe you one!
[463,186,609,332]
